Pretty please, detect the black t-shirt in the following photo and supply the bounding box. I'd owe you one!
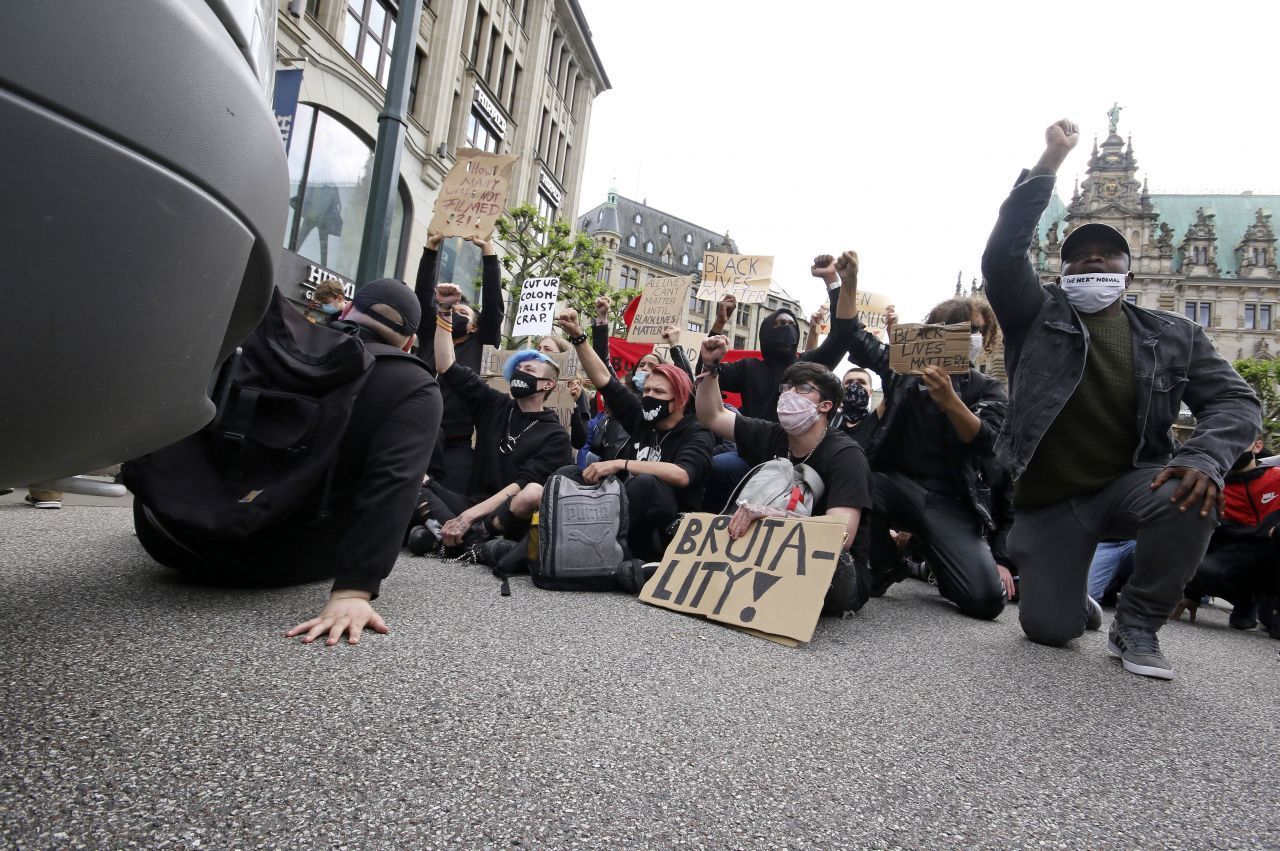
[882,385,958,490]
[732,416,873,563]
[600,377,713,512]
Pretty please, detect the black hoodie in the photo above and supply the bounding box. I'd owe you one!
[711,307,852,422]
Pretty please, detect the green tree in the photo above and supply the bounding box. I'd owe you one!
[494,204,639,344]
[1233,357,1280,448]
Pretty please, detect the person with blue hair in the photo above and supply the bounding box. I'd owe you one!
[409,301,572,552]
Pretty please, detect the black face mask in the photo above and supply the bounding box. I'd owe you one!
[641,396,671,423]
[841,382,870,424]
[509,375,542,399]
[1230,450,1256,472]
[760,313,800,360]
[453,314,472,337]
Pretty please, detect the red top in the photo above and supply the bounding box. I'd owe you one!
[1222,465,1280,530]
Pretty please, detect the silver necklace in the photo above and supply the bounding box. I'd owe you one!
[787,427,828,465]
[500,408,537,455]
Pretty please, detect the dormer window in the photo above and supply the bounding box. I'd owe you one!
[628,235,637,248]
[633,213,642,224]
[681,253,689,265]
[685,234,693,244]
[660,224,669,235]
[645,240,654,254]
[705,240,712,249]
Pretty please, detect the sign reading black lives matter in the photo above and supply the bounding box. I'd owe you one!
[510,276,560,337]
[887,322,971,374]
[639,512,848,645]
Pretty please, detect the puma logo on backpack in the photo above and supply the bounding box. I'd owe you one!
[533,465,646,593]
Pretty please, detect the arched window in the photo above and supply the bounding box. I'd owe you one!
[681,253,689,265]
[685,233,693,244]
[705,240,712,249]
[628,234,637,248]
[645,240,654,253]
[634,213,642,224]
[660,223,669,235]
[285,103,411,279]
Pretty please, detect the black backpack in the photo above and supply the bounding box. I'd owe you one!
[123,287,407,539]
[532,465,647,593]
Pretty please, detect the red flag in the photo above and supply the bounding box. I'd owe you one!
[607,337,755,410]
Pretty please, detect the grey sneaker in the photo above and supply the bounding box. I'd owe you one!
[1084,596,1103,631]
[1107,622,1174,680]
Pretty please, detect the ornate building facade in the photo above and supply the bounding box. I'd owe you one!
[1029,116,1279,362]
[576,191,809,350]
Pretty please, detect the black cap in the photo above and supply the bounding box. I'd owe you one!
[353,278,421,336]
[1060,223,1131,264]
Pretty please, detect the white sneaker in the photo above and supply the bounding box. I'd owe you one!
[24,495,62,509]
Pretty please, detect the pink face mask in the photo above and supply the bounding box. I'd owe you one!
[777,391,820,435]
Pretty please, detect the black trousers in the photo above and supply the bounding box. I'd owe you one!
[1184,536,1280,608]
[870,471,1005,620]
[427,434,475,493]
[133,500,336,587]
[624,473,680,562]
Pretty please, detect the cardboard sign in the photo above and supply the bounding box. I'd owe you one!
[651,331,707,370]
[698,253,774,304]
[887,322,971,374]
[639,512,848,645]
[510,277,560,337]
[629,276,692,343]
[428,148,518,238]
[855,290,893,334]
[481,346,581,431]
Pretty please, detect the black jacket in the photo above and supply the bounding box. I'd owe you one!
[440,363,572,500]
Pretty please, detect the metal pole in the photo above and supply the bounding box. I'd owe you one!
[354,0,424,289]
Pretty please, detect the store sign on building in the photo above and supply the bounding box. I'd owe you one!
[278,247,355,301]
[473,88,507,137]
[538,170,563,207]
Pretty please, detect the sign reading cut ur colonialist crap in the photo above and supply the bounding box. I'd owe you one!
[639,512,848,646]
[887,322,971,374]
[428,148,518,238]
[509,277,560,337]
[628,276,692,343]
[698,253,774,304]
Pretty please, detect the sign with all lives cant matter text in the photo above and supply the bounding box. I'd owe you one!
[887,322,971,374]
[639,512,848,646]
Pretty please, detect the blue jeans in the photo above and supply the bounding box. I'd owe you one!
[1087,540,1137,603]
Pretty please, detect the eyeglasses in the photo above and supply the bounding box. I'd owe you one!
[779,383,820,396]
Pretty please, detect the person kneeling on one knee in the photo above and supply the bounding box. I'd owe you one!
[555,309,714,562]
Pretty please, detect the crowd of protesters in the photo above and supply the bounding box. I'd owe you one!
[123,119,1273,680]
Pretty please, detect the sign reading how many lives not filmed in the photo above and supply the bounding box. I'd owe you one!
[887,322,971,374]
[698,253,774,304]
[629,276,692,343]
[639,512,848,646]
[428,148,518,238]
[510,277,560,336]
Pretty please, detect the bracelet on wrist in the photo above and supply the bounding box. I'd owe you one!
[567,332,588,346]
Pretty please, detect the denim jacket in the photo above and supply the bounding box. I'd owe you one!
[980,169,1261,487]
[844,318,1008,530]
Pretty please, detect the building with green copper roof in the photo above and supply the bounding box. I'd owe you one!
[1026,118,1279,362]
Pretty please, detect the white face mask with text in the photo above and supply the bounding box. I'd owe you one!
[1059,273,1126,314]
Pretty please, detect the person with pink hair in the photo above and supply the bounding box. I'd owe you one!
[555,308,714,562]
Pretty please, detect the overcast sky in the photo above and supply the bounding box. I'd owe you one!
[575,0,1280,322]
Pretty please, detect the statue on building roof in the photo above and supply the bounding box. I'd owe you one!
[1046,220,1060,247]
[1107,101,1123,135]
[1157,221,1174,248]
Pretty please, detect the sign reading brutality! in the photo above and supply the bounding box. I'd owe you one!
[429,148,518,238]
[629,276,692,343]
[639,512,847,645]
[887,323,971,374]
[510,276,560,337]
[698,253,774,304]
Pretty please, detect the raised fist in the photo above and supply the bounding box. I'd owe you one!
[661,324,681,345]
[567,378,583,401]
[810,254,836,280]
[835,250,859,284]
[884,304,897,332]
[716,294,738,325]
[1045,119,1080,153]
[426,230,444,251]
[435,282,462,310]
[554,308,582,339]
[701,334,729,366]
[810,304,829,326]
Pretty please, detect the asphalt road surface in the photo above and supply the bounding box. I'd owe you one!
[1,500,1277,849]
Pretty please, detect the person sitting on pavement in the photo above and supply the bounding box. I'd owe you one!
[980,118,1262,679]
[414,301,572,551]
[696,342,873,617]
[415,231,504,493]
[831,366,882,449]
[1171,437,1280,639]
[132,279,443,647]
[838,249,1009,620]
[555,308,714,562]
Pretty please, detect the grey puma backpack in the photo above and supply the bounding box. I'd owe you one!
[535,466,646,593]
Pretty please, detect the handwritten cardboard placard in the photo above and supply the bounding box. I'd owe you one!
[428,148,518,238]
[639,512,848,645]
[510,277,560,337]
[698,253,774,304]
[856,290,893,334]
[887,322,970,374]
[651,331,706,369]
[481,346,581,431]
[629,276,692,343]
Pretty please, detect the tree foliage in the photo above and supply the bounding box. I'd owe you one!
[494,204,639,343]
[1233,357,1280,447]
